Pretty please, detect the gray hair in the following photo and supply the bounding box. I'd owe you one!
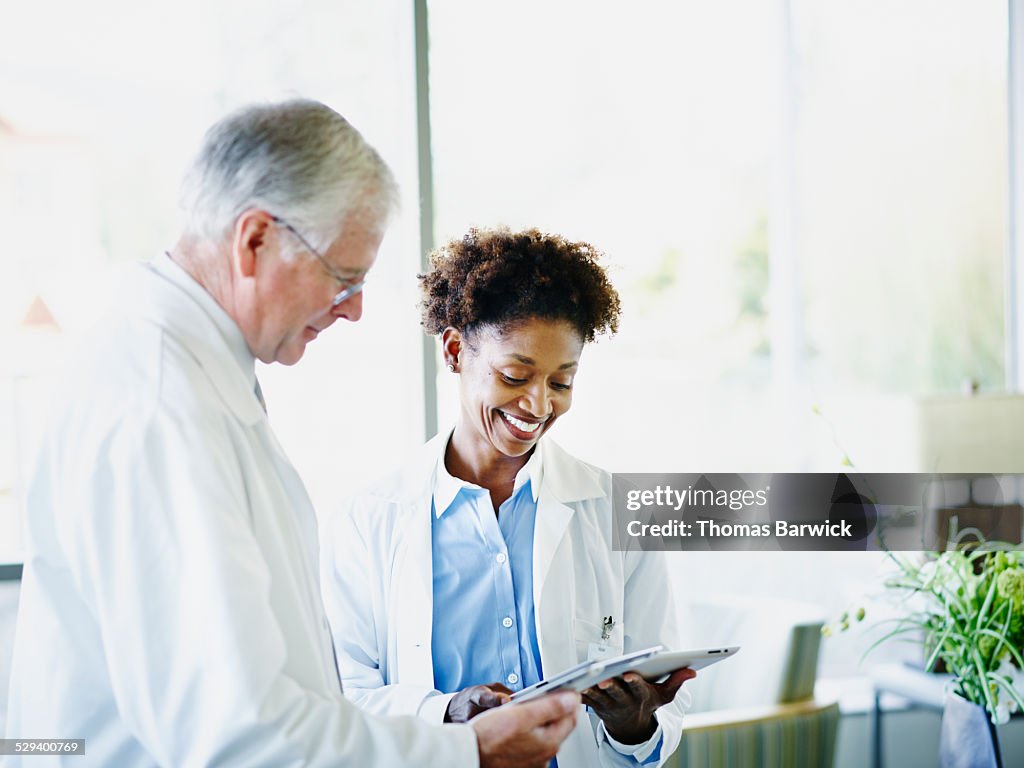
[179,99,398,253]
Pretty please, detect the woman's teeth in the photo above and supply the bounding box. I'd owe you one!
[501,412,541,433]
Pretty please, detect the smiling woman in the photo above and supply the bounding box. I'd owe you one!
[320,227,694,768]
[419,228,618,503]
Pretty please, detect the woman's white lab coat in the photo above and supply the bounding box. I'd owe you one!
[321,432,687,768]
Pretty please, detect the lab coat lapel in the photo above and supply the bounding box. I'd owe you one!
[532,442,609,768]
[533,440,608,674]
[533,491,577,676]
[532,440,580,607]
[392,439,443,688]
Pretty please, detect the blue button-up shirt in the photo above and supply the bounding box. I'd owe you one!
[431,448,545,696]
[429,441,664,767]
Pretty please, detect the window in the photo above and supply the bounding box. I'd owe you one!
[427,0,1010,675]
[794,0,1007,396]
[429,0,779,471]
[0,0,426,558]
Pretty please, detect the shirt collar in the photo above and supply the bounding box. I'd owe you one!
[515,439,544,503]
[432,432,545,518]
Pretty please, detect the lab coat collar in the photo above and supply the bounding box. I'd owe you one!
[407,427,604,508]
[430,428,545,518]
[536,438,605,505]
[135,254,264,426]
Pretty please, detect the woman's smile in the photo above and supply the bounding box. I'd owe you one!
[496,409,547,440]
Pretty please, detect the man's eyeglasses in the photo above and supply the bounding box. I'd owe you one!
[271,216,365,307]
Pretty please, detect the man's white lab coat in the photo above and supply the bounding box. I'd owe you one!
[5,257,477,766]
[321,432,688,768]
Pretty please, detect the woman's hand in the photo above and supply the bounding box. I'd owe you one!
[445,682,514,723]
[581,667,696,744]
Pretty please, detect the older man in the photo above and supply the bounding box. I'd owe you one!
[5,100,577,767]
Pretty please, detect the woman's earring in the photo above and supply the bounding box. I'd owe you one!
[447,363,456,373]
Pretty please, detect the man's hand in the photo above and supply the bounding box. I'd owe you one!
[445,683,513,723]
[471,690,580,768]
[581,667,696,744]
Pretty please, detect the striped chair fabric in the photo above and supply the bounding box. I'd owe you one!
[667,621,839,768]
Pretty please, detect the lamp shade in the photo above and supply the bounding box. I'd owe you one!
[914,394,1024,474]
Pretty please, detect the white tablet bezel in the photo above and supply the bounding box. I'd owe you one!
[627,645,740,682]
[509,644,739,704]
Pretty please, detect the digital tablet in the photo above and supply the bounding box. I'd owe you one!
[509,645,739,704]
[628,645,740,682]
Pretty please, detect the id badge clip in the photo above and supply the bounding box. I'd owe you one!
[587,616,617,661]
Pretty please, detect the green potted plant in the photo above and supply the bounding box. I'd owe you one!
[830,544,1024,767]
[875,546,1024,720]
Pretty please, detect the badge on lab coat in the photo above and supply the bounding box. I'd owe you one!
[588,616,617,660]
[587,641,618,661]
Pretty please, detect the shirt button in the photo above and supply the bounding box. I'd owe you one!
[502,617,514,628]
[496,553,508,564]
[507,673,519,685]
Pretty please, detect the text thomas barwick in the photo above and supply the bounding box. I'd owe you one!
[626,518,853,538]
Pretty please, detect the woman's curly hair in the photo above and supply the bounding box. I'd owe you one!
[419,227,621,343]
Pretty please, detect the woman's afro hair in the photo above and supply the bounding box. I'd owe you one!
[419,227,621,343]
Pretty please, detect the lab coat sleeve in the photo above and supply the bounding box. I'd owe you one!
[320,504,454,722]
[590,549,688,768]
[61,407,477,767]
